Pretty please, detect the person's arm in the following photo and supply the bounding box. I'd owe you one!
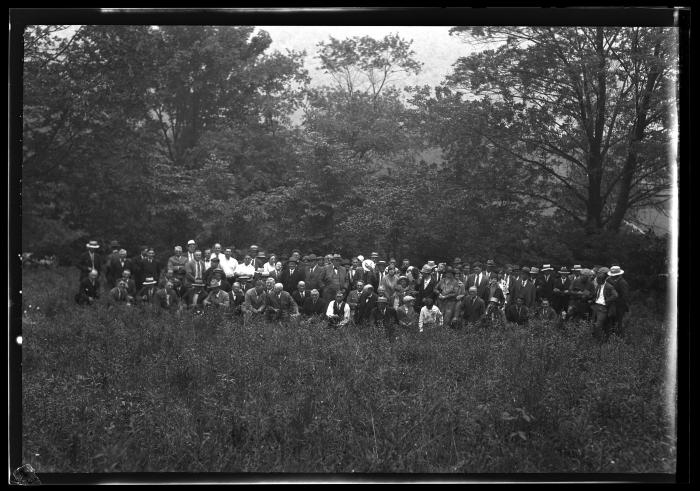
[418,308,425,330]
[326,301,335,318]
[436,307,443,327]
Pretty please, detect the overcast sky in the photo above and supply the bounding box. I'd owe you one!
[255,25,475,91]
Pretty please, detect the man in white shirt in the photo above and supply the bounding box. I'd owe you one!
[220,247,238,285]
[186,240,197,263]
[418,296,443,332]
[235,255,256,280]
[326,290,351,328]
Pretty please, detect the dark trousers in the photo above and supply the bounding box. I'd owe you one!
[591,304,610,341]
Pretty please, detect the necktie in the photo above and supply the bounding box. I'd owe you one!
[196,262,201,279]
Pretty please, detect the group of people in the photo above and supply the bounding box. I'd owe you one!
[74,239,631,341]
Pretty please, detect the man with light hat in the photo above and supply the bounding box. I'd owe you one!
[136,276,158,305]
[606,265,629,335]
[204,278,230,309]
[589,266,619,342]
[369,295,399,340]
[78,240,104,281]
[538,264,555,305]
[397,295,418,330]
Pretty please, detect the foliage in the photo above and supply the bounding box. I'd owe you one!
[437,27,676,232]
[21,268,675,473]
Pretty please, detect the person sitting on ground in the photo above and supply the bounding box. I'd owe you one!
[326,290,351,328]
[229,281,246,317]
[535,298,559,323]
[505,295,529,328]
[136,276,158,305]
[397,295,419,331]
[370,295,399,340]
[203,278,230,309]
[418,297,443,332]
[301,288,327,318]
[155,280,180,310]
[265,282,299,325]
[355,284,378,326]
[243,280,267,324]
[292,281,309,307]
[459,286,486,328]
[346,280,364,319]
[183,279,207,311]
[108,278,132,306]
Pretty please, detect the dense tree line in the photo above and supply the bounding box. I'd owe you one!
[21,26,673,291]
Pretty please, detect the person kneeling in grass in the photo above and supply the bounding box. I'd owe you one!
[418,297,443,332]
[203,279,230,310]
[326,290,351,328]
[505,295,529,329]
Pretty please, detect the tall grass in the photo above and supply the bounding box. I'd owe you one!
[20,268,675,473]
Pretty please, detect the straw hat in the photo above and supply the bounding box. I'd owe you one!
[142,277,156,285]
[86,240,100,249]
[609,265,625,276]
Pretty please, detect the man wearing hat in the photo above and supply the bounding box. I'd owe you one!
[589,267,619,341]
[281,256,306,294]
[186,240,197,262]
[204,278,230,310]
[397,295,418,331]
[326,289,351,328]
[511,266,536,309]
[136,276,158,305]
[370,295,399,339]
[606,265,630,335]
[414,264,438,313]
[552,267,571,315]
[322,254,349,302]
[485,259,497,278]
[253,251,267,272]
[203,256,223,285]
[538,264,555,304]
[347,257,363,290]
[78,240,104,282]
[75,269,101,305]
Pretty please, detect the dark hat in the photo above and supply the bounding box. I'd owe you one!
[486,259,495,266]
[308,254,317,260]
[109,240,120,248]
[445,266,455,275]
[473,261,482,267]
[454,257,463,264]
[288,257,298,264]
[521,266,530,272]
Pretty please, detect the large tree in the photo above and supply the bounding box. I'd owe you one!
[443,27,676,233]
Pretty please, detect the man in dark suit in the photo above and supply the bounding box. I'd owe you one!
[511,266,536,309]
[505,295,529,328]
[537,264,556,304]
[369,296,399,340]
[321,255,349,302]
[346,257,365,290]
[228,282,246,317]
[355,284,378,325]
[77,240,104,282]
[140,248,161,283]
[468,263,489,298]
[291,280,309,307]
[301,289,327,317]
[414,265,438,313]
[551,267,571,314]
[75,269,101,305]
[280,258,306,293]
[305,255,326,295]
[106,249,131,289]
[460,286,486,327]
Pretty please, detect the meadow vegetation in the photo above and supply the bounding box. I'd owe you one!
[20,267,675,473]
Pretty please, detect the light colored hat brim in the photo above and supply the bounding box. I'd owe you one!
[609,269,625,276]
[87,243,100,248]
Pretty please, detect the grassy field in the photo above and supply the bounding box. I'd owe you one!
[19,267,676,474]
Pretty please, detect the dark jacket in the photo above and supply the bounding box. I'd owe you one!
[481,284,505,306]
[511,278,536,308]
[302,296,327,316]
[537,274,556,302]
[505,303,529,325]
[355,291,378,323]
[280,267,307,293]
[77,251,104,279]
[305,264,326,292]
[369,305,398,328]
[76,277,100,304]
[460,295,486,323]
[292,289,310,307]
[414,276,438,312]
[107,257,132,287]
